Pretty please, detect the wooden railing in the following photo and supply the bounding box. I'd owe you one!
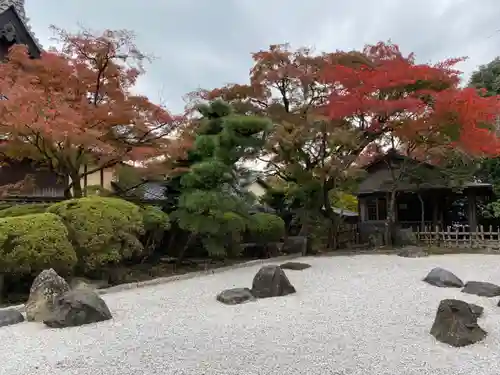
[416,225,500,249]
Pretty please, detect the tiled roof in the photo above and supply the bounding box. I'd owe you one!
[0,3,42,53]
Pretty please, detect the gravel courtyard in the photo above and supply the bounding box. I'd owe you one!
[2,254,500,375]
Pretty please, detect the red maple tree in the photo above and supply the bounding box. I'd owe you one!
[0,27,182,197]
[321,42,500,159]
[189,42,500,246]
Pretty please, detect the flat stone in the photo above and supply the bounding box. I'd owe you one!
[280,262,311,270]
[69,277,110,290]
[216,288,256,305]
[43,288,112,328]
[251,265,296,299]
[430,299,487,347]
[398,246,428,258]
[423,267,464,288]
[0,309,24,327]
[462,281,500,297]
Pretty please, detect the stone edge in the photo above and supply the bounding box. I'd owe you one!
[1,253,304,313]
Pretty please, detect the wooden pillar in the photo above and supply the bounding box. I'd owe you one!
[432,194,439,228]
[358,197,367,221]
[467,189,477,231]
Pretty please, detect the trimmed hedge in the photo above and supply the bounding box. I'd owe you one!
[0,203,50,218]
[0,213,77,275]
[48,196,145,271]
[248,213,285,242]
[141,205,170,232]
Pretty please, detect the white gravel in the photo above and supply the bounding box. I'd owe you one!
[3,254,500,375]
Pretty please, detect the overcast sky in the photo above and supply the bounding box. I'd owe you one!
[26,0,500,114]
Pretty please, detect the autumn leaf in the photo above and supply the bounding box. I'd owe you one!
[0,27,186,197]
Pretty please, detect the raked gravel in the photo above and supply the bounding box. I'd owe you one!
[3,254,500,374]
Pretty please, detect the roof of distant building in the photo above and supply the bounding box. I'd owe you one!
[0,2,42,53]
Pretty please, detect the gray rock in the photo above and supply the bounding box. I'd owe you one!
[462,281,500,297]
[469,303,484,318]
[398,246,428,258]
[280,262,311,270]
[423,267,464,288]
[25,268,70,322]
[43,288,112,328]
[216,288,256,305]
[282,236,308,255]
[69,277,109,290]
[430,299,487,347]
[368,232,384,247]
[395,228,418,246]
[0,309,24,327]
[251,265,296,298]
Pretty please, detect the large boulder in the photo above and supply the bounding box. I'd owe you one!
[280,262,311,270]
[430,299,487,347]
[0,309,24,327]
[394,228,418,246]
[462,281,500,297]
[282,237,308,255]
[43,287,112,328]
[251,265,296,298]
[423,267,464,288]
[216,288,256,305]
[25,268,70,322]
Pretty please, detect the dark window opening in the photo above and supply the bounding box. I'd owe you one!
[366,197,387,220]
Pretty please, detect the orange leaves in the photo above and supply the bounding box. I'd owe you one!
[431,88,500,156]
[321,41,500,158]
[0,28,178,173]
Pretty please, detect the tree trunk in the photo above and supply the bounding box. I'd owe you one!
[0,274,4,304]
[385,190,397,246]
[71,175,83,198]
[63,183,73,199]
[176,233,195,267]
[322,186,337,250]
[417,193,425,231]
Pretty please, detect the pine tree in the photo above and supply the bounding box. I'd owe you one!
[171,100,271,258]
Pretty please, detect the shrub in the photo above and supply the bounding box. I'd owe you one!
[0,203,51,218]
[141,205,170,232]
[0,213,77,275]
[141,205,170,252]
[248,213,285,243]
[48,196,145,271]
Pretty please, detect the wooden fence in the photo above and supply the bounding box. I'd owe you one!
[416,225,500,250]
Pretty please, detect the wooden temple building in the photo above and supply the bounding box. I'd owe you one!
[355,152,493,242]
[0,1,40,59]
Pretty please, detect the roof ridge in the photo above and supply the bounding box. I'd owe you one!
[7,5,42,52]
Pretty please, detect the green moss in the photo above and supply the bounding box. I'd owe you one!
[0,203,51,218]
[248,213,285,242]
[0,213,77,275]
[48,196,145,271]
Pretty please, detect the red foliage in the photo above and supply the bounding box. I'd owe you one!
[322,42,500,157]
[0,27,184,195]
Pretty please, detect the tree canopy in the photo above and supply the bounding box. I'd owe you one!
[0,27,181,197]
[187,41,500,247]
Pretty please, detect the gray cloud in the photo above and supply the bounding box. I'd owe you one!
[26,0,500,113]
